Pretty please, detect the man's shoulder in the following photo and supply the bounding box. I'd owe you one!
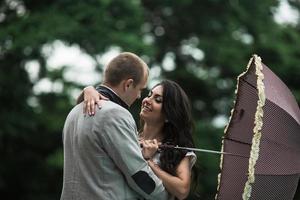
[101,101,128,112]
[93,101,136,129]
[96,101,132,119]
[65,103,84,119]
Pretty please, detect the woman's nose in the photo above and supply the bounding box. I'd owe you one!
[143,97,151,105]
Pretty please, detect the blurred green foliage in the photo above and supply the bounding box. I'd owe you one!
[0,0,299,199]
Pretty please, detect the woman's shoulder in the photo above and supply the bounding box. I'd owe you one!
[185,151,197,169]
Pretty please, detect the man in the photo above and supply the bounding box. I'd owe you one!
[61,52,168,200]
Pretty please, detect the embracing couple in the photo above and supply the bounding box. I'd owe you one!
[60,52,197,200]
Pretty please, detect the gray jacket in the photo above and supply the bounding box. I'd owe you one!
[61,101,168,200]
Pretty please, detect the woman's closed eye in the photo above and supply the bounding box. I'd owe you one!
[147,90,163,103]
[154,96,163,103]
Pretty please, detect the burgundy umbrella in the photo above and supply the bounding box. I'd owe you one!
[215,55,300,200]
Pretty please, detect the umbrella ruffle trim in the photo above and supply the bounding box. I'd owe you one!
[215,141,224,199]
[215,56,255,199]
[242,55,266,200]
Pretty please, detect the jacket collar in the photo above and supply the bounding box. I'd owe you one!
[96,85,129,110]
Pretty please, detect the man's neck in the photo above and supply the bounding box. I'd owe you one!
[101,84,120,97]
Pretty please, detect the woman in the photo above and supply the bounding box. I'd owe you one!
[82,80,197,200]
[139,80,197,200]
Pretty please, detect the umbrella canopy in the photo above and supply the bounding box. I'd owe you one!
[215,55,300,200]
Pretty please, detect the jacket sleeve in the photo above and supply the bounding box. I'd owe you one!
[94,106,169,200]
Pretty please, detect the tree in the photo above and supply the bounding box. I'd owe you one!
[0,0,151,199]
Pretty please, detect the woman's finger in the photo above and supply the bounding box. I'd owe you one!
[87,101,91,116]
[90,99,95,115]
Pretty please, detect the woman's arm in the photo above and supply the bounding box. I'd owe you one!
[148,157,192,200]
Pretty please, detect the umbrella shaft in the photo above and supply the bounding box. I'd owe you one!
[173,146,248,158]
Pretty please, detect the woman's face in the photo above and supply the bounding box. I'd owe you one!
[140,85,165,124]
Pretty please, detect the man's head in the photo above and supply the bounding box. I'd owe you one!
[103,52,148,106]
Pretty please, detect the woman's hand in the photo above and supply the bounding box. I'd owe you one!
[140,139,159,160]
[83,86,108,116]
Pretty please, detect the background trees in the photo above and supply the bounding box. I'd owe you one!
[0,0,299,199]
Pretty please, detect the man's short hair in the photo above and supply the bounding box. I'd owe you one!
[104,52,148,87]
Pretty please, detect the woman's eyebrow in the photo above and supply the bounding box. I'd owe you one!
[150,90,163,97]
[153,93,163,98]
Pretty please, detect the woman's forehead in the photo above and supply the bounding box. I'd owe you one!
[151,85,163,94]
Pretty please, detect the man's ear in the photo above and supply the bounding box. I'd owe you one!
[123,79,134,91]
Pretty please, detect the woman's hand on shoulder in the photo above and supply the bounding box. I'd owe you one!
[83,86,108,116]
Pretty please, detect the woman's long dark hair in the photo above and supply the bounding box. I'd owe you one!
[159,80,195,175]
[140,80,195,175]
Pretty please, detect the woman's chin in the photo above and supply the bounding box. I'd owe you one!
[140,112,146,119]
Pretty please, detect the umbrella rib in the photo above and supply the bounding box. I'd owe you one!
[223,137,252,145]
[241,77,258,91]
